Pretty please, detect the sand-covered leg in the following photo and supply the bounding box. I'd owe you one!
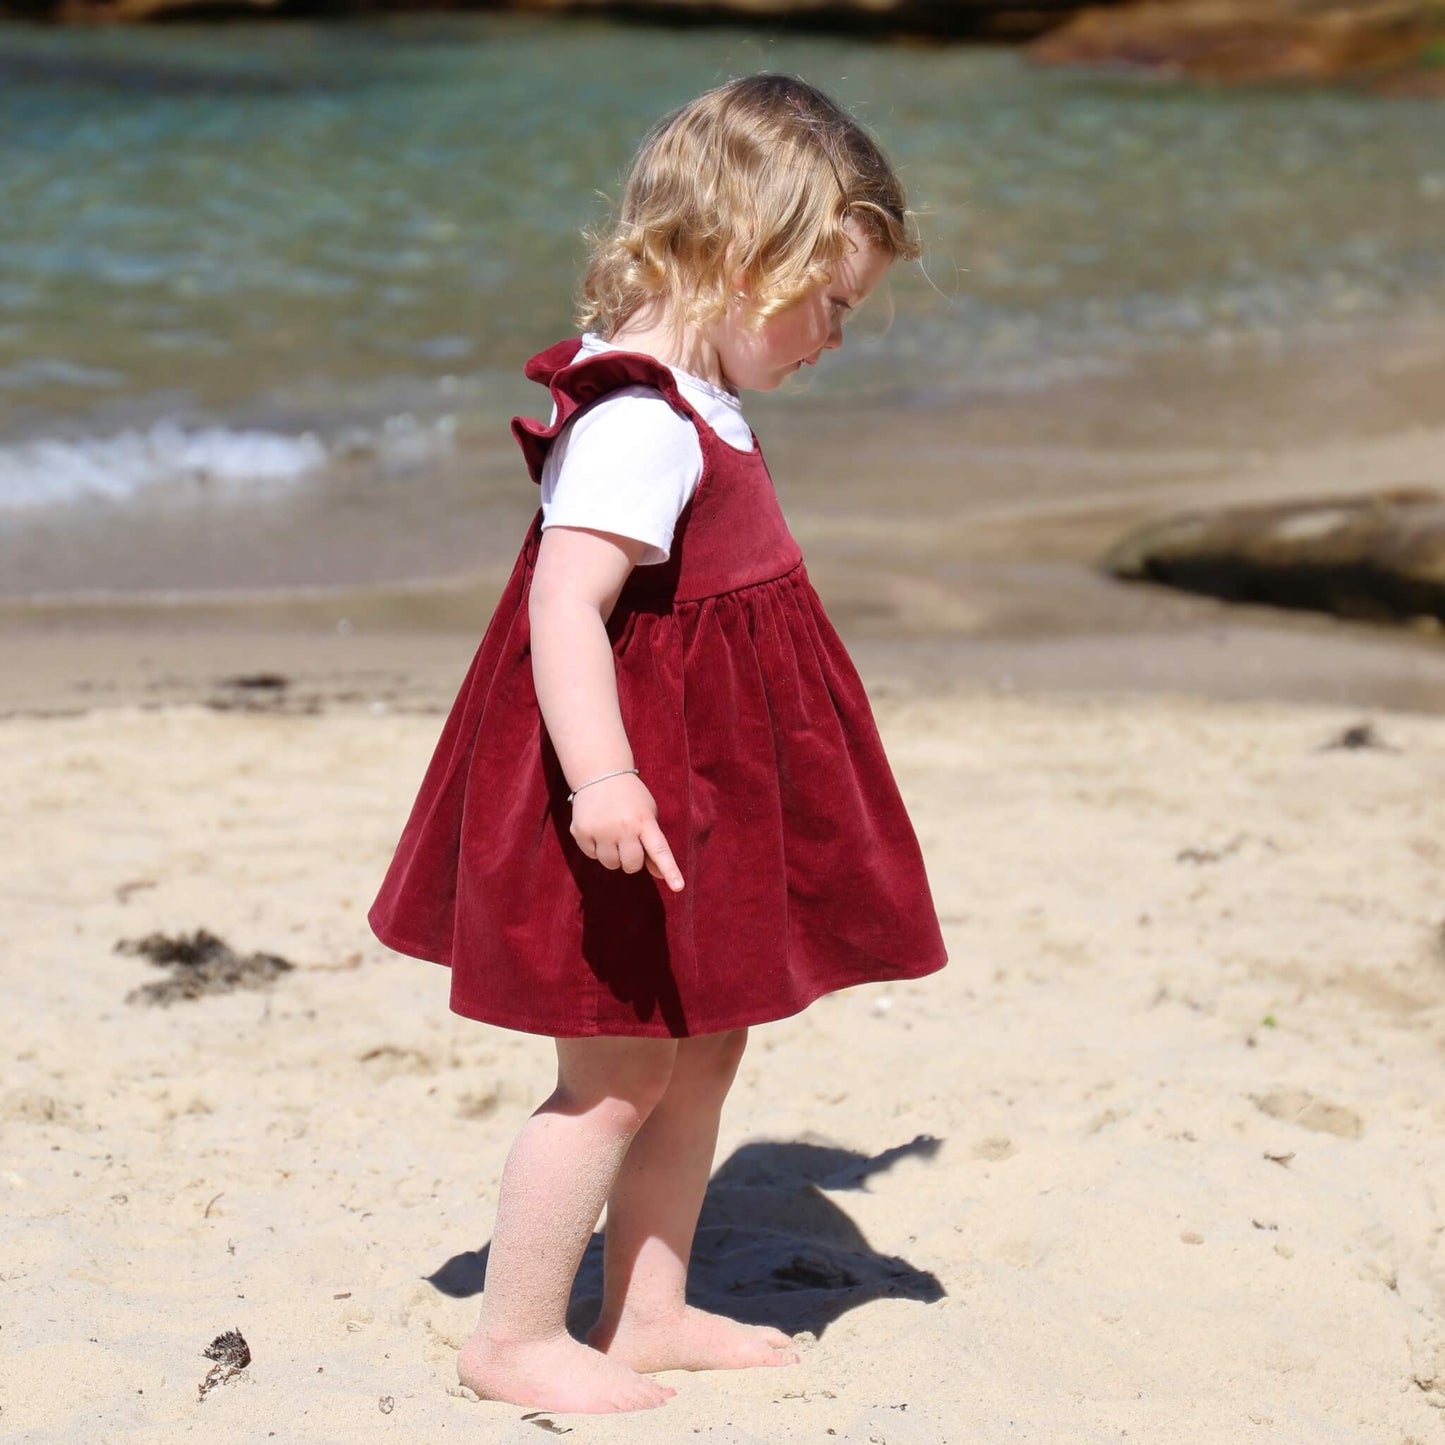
[588,1028,800,1373]
[459,1036,680,1413]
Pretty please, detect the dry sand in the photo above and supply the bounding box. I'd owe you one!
[2,677,1443,1443]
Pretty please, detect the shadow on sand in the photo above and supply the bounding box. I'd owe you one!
[426,1135,945,1338]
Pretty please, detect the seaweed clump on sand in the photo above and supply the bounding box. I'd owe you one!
[198,1329,251,1400]
[117,929,294,1006]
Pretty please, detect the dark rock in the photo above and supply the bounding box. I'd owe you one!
[1099,489,1445,627]
[486,0,1096,38]
[0,0,1124,38]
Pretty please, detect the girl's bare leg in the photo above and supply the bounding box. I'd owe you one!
[587,1028,799,1372]
[457,1036,680,1413]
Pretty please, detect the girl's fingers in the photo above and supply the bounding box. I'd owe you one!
[640,822,685,892]
[572,816,682,889]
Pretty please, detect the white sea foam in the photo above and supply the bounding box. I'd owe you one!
[0,415,456,512]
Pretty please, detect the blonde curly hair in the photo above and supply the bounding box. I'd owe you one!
[579,74,920,336]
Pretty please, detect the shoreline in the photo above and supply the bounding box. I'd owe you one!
[3,320,1445,717]
[6,314,1445,604]
[4,593,1445,720]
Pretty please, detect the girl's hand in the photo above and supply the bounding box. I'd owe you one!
[530,525,683,892]
[569,772,685,892]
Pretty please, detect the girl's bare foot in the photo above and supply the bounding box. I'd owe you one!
[588,1305,800,1373]
[457,1330,674,1413]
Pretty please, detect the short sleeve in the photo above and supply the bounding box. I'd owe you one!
[538,386,703,566]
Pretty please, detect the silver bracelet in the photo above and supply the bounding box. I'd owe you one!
[566,767,639,803]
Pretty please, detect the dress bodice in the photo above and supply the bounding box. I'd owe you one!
[512,338,804,605]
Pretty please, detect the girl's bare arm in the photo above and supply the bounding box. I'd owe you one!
[529,525,684,891]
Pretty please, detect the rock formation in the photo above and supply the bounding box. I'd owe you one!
[1028,1,1445,90]
[10,0,1443,94]
[1099,489,1445,627]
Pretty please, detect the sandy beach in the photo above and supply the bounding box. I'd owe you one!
[2,646,1443,1441]
[6,21,1445,1441]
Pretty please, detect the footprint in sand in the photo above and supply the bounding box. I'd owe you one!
[358,1045,439,1081]
[1,1091,83,1126]
[1251,1088,1364,1139]
[1408,1330,1445,1405]
[971,1136,1017,1161]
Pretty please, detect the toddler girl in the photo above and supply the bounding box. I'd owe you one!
[370,72,947,1415]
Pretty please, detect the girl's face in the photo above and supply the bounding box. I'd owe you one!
[711,218,892,394]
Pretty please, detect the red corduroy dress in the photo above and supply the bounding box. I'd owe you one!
[368,338,948,1038]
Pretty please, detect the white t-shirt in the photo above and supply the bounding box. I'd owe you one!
[538,334,754,565]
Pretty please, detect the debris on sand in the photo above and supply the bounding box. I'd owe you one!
[222,672,289,692]
[208,672,321,716]
[1321,721,1397,753]
[520,1413,572,1435]
[117,929,294,1006]
[198,1329,250,1400]
[1176,833,1247,866]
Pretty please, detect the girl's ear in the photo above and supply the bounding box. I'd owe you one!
[723,272,757,326]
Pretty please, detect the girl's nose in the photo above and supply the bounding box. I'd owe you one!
[824,321,844,351]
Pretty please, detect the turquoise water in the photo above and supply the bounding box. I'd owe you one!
[1,17,1444,589]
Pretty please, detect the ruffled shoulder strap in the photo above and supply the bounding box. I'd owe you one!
[510,338,705,484]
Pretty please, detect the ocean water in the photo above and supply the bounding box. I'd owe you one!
[2,18,1444,595]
